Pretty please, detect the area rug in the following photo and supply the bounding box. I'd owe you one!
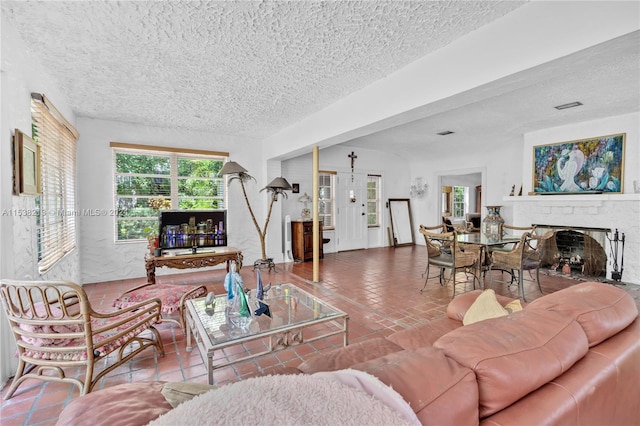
[148,369,419,425]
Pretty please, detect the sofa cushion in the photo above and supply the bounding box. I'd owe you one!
[351,347,479,425]
[447,290,516,322]
[463,289,509,325]
[480,320,640,426]
[387,316,462,350]
[297,337,402,374]
[527,281,638,347]
[434,309,589,418]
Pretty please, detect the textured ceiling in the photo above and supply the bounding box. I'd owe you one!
[2,0,525,139]
[3,1,638,159]
[344,30,640,158]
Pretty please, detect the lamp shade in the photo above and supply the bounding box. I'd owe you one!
[264,177,292,191]
[219,161,249,176]
[298,193,311,203]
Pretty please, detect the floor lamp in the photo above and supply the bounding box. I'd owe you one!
[219,161,291,271]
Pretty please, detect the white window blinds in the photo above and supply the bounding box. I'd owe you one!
[31,93,79,273]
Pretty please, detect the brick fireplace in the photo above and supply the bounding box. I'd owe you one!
[507,194,639,285]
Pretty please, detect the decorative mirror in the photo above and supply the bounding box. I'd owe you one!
[441,186,452,217]
[388,198,414,247]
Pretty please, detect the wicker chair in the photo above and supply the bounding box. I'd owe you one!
[488,224,538,282]
[0,279,165,400]
[419,224,447,278]
[489,231,554,301]
[419,229,479,298]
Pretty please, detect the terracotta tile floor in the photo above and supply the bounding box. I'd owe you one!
[2,246,639,425]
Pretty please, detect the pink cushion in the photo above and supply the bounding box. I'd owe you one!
[56,381,171,426]
[387,317,462,350]
[351,347,479,425]
[23,310,159,361]
[527,281,638,346]
[446,290,517,322]
[18,302,82,347]
[434,309,589,418]
[297,338,402,374]
[113,284,207,314]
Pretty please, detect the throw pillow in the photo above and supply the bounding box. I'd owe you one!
[161,382,217,408]
[504,299,523,314]
[462,289,509,325]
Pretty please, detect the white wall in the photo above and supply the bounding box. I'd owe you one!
[281,145,409,253]
[76,117,274,283]
[1,12,80,387]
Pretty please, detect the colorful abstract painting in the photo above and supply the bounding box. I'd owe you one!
[533,133,625,194]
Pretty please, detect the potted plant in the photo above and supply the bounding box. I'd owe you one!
[144,226,159,255]
[145,196,171,255]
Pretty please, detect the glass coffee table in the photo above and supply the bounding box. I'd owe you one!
[185,283,349,384]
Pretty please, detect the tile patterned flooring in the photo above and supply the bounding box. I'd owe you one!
[2,246,639,425]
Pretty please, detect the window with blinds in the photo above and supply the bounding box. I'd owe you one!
[31,93,79,273]
[318,171,336,229]
[111,143,228,241]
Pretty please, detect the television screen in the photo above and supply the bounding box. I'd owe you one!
[158,210,227,249]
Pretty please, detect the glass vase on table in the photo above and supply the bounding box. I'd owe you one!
[482,205,505,242]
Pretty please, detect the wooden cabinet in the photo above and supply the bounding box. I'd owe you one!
[291,221,323,262]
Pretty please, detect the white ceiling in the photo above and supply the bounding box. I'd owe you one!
[2,1,639,158]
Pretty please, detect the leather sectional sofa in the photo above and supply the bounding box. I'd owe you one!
[56,281,639,425]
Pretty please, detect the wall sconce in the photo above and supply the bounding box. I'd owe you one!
[409,177,428,198]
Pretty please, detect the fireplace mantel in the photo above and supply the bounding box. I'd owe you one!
[506,192,639,285]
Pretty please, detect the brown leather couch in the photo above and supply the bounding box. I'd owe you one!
[57,281,639,426]
[295,281,639,425]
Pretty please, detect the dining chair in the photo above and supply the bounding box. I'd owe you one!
[0,279,164,399]
[419,224,447,278]
[489,231,554,301]
[419,228,480,298]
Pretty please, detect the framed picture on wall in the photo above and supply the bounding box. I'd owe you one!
[532,133,625,194]
[13,128,41,196]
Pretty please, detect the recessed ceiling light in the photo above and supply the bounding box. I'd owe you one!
[437,131,454,135]
[554,101,583,110]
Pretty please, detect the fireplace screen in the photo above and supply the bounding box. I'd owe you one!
[537,226,608,277]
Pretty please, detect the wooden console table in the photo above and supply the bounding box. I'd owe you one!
[145,246,243,284]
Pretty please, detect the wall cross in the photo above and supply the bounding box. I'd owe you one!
[348,151,358,182]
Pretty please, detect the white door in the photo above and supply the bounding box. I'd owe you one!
[337,172,368,251]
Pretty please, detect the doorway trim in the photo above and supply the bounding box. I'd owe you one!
[436,166,486,222]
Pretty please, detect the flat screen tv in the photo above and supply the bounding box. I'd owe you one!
[158,210,227,249]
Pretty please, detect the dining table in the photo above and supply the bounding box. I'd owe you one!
[456,233,522,285]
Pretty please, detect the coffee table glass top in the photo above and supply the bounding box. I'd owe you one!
[188,283,345,346]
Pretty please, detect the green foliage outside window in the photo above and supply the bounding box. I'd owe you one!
[452,186,466,218]
[114,151,225,240]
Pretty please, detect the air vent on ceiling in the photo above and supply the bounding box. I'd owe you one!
[554,101,583,110]
[437,131,454,136]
